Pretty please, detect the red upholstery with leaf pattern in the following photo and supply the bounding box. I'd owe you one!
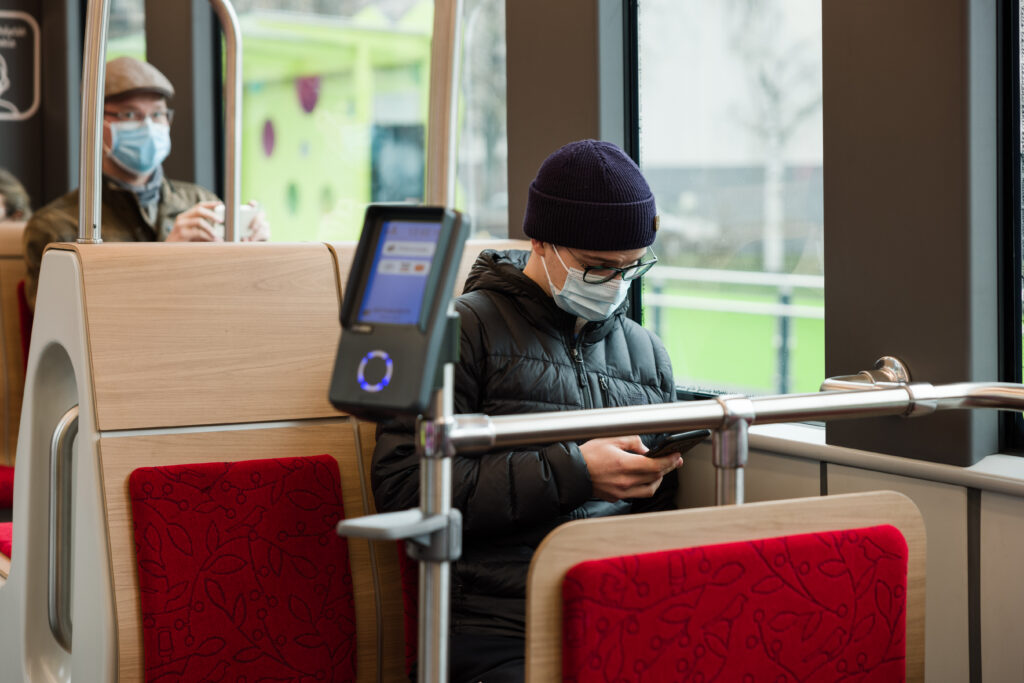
[562,524,908,682]
[129,454,356,682]
[0,521,11,558]
[0,465,13,508]
[397,540,419,673]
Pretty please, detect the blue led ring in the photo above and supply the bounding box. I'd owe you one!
[357,350,394,393]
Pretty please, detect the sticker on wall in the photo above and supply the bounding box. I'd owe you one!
[0,11,40,121]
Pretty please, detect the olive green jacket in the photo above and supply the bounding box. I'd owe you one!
[23,175,218,309]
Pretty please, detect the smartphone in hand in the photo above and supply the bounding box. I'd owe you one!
[646,429,711,458]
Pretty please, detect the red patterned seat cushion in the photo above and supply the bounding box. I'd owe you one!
[0,465,13,508]
[129,454,355,682]
[0,521,11,558]
[397,540,419,673]
[562,524,908,682]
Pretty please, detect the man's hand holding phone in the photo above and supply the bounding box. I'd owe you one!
[645,429,711,458]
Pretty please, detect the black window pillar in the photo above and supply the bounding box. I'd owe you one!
[822,0,1000,465]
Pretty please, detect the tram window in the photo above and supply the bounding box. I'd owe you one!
[452,0,508,239]
[107,0,146,59]
[637,0,823,396]
[233,0,434,243]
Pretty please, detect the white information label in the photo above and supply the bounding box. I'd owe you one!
[0,11,40,122]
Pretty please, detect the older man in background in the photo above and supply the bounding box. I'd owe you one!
[23,56,268,309]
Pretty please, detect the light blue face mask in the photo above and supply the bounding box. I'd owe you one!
[107,119,172,176]
[541,244,630,322]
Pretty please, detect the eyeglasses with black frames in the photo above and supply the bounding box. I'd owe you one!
[572,249,659,284]
[103,109,175,125]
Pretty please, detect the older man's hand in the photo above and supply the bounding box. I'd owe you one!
[167,200,223,242]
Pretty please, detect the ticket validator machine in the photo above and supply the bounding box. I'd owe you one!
[330,204,468,683]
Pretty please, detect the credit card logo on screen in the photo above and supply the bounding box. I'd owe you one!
[378,259,431,276]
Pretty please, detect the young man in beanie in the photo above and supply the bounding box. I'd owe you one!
[22,56,269,309]
[373,139,683,681]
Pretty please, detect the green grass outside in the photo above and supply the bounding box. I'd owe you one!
[643,282,824,395]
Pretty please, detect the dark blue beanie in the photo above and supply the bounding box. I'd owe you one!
[523,139,658,250]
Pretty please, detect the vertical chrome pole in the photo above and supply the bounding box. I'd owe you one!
[712,396,754,505]
[208,0,242,240]
[417,363,453,683]
[78,0,111,244]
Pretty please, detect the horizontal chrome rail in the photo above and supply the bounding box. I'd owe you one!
[449,356,1024,506]
[448,387,919,455]
[49,405,79,652]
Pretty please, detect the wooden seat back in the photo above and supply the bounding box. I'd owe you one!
[0,220,27,465]
[526,490,927,682]
[61,242,341,431]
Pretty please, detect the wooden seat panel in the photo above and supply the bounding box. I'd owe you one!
[51,243,342,431]
[0,220,27,465]
[99,421,378,682]
[526,491,926,681]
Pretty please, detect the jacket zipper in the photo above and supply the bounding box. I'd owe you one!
[570,342,592,409]
[598,375,609,406]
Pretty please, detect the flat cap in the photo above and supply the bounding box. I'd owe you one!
[105,56,175,100]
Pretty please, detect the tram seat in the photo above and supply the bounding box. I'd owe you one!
[525,490,926,682]
[0,220,27,467]
[128,454,357,681]
[2,237,530,680]
[65,242,388,681]
[89,238,528,682]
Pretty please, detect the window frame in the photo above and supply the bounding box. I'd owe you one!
[1001,0,1023,450]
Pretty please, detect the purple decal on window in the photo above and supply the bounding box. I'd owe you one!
[296,76,321,114]
[262,119,275,157]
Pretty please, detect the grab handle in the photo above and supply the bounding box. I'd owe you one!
[48,405,79,652]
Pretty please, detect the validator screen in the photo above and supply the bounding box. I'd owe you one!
[357,219,441,325]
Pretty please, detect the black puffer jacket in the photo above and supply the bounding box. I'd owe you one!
[371,249,677,638]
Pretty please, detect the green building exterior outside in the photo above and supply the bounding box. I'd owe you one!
[108,1,434,243]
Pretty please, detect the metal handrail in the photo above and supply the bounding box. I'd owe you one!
[48,405,79,652]
[448,387,918,453]
[447,358,1024,505]
[78,0,243,243]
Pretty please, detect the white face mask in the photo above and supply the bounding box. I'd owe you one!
[541,245,630,322]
